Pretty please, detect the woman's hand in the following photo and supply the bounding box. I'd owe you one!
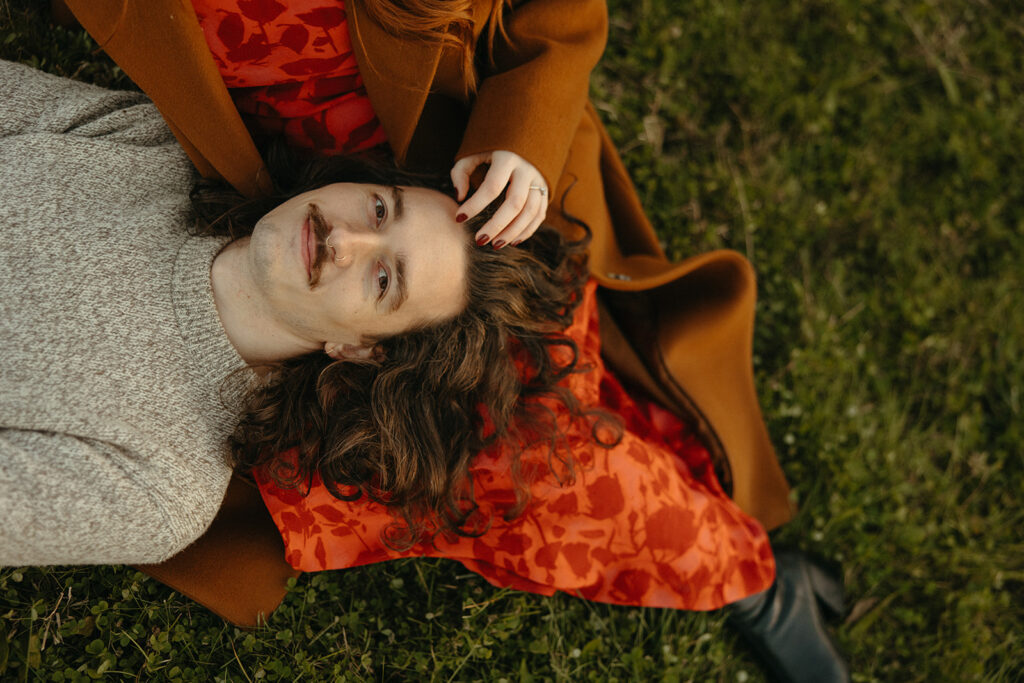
[451,150,549,248]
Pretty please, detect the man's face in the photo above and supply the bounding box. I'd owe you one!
[247,183,469,356]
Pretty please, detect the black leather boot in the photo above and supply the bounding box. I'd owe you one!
[727,549,851,683]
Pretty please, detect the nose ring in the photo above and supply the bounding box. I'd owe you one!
[325,234,349,265]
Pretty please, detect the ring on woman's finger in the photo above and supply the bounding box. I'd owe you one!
[529,185,548,196]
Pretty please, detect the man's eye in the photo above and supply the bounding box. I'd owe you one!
[374,196,387,225]
[376,264,390,295]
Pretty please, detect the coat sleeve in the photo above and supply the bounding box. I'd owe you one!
[456,0,609,191]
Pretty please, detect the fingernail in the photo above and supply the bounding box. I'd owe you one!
[476,235,490,246]
[492,239,506,249]
[511,240,522,247]
[456,213,467,223]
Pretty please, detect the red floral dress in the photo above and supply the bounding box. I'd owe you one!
[258,283,774,610]
[193,0,775,610]
[192,0,387,154]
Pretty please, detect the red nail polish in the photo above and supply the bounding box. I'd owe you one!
[476,235,490,246]
[492,239,506,249]
[511,240,522,247]
[456,213,467,223]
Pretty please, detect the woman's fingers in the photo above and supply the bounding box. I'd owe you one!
[487,180,547,248]
[520,198,549,245]
[456,153,517,227]
[474,167,535,246]
[452,151,548,246]
[450,153,487,203]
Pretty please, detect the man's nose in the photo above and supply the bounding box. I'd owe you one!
[326,226,376,268]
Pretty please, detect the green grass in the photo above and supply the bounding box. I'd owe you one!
[2,0,1022,680]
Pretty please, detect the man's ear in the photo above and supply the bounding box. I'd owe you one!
[324,342,381,362]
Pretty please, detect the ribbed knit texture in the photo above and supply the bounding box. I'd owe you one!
[0,61,253,564]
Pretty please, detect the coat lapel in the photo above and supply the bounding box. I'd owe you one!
[346,0,444,163]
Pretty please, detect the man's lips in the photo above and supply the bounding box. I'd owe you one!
[302,217,313,281]
[307,204,331,287]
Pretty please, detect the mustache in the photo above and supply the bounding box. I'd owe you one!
[308,203,330,288]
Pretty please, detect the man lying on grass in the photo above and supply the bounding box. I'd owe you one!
[0,59,848,683]
[0,58,571,564]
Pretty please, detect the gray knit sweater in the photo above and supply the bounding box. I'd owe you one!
[0,60,254,565]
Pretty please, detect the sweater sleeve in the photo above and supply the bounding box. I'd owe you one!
[0,59,169,144]
[0,429,209,566]
[456,0,609,191]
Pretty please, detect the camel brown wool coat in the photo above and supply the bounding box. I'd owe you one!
[62,0,793,626]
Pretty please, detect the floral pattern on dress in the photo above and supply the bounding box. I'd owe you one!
[257,281,775,611]
[193,0,776,611]
[191,0,388,154]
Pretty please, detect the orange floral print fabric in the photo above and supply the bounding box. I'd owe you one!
[258,282,775,610]
[192,0,775,610]
[191,0,388,154]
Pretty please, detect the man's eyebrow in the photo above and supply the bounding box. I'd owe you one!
[389,256,408,314]
[390,186,404,221]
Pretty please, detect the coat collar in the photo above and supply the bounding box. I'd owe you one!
[346,0,444,163]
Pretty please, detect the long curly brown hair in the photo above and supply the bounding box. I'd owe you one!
[192,151,619,547]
